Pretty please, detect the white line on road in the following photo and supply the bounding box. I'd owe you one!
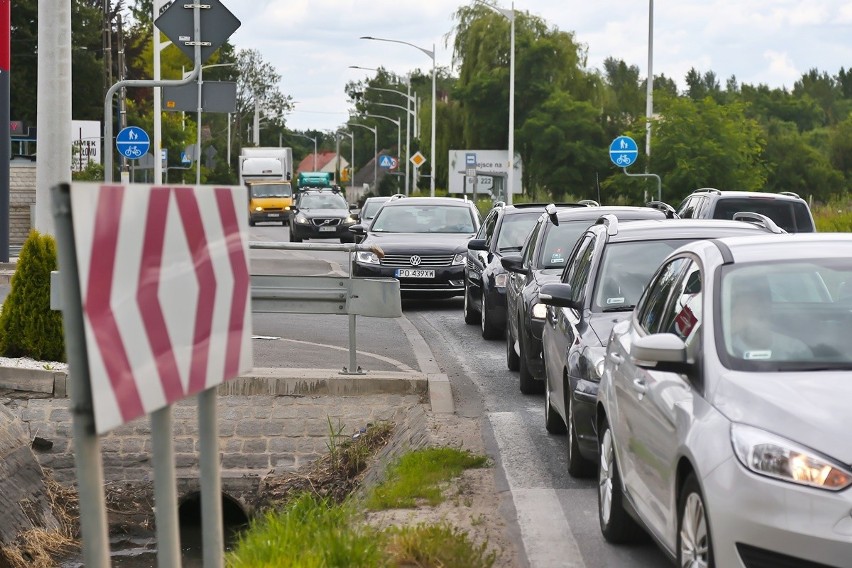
[489,411,585,568]
[273,337,414,372]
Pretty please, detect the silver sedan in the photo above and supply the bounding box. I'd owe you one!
[596,233,852,568]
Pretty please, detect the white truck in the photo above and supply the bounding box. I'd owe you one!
[238,147,293,186]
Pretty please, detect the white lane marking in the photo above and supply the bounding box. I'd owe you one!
[397,313,442,375]
[273,337,413,372]
[489,411,585,568]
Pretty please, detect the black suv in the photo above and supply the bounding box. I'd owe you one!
[464,202,598,339]
[501,206,666,394]
[289,188,357,243]
[675,188,816,232]
[538,216,781,477]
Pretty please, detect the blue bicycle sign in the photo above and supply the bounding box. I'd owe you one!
[609,135,638,168]
[116,126,150,160]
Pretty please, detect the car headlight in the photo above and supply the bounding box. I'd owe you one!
[581,348,606,382]
[355,251,380,264]
[495,272,508,288]
[284,206,291,211]
[531,302,548,319]
[345,215,357,223]
[255,206,263,212]
[731,423,852,491]
[294,214,308,224]
[452,253,466,265]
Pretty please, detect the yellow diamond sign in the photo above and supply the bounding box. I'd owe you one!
[410,151,426,168]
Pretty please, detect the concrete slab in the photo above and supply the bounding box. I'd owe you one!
[427,373,454,414]
[218,367,427,397]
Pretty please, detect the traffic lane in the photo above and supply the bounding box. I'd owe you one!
[252,312,419,373]
[405,299,669,567]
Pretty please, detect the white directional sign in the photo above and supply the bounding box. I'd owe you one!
[70,183,253,434]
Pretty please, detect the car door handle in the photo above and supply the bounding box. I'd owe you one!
[631,379,647,395]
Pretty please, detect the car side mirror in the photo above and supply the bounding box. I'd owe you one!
[538,283,580,310]
[349,224,367,235]
[630,333,691,374]
[467,238,488,251]
[350,204,359,211]
[501,254,527,275]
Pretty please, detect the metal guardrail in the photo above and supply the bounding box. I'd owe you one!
[249,240,402,375]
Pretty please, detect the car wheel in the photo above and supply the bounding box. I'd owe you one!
[249,217,256,227]
[567,395,596,478]
[598,419,643,543]
[481,291,501,339]
[678,474,714,568]
[506,323,520,371]
[289,229,301,243]
[544,373,566,433]
[463,284,479,325]
[519,331,541,394]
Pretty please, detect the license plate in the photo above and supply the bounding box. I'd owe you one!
[267,213,280,218]
[319,226,336,232]
[395,269,435,278]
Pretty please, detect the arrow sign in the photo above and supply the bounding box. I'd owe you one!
[609,135,638,168]
[116,126,150,160]
[69,182,253,434]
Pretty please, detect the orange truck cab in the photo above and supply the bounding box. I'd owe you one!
[247,180,294,226]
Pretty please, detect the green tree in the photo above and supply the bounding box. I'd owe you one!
[829,115,852,184]
[794,69,840,125]
[0,231,65,362]
[763,120,844,202]
[648,94,766,198]
[600,58,644,139]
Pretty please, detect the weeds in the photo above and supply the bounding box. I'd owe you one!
[366,447,489,510]
[384,522,497,568]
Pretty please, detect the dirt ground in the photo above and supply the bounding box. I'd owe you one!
[363,411,521,568]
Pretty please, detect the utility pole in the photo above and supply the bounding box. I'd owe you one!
[117,13,129,183]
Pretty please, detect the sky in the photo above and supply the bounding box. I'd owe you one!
[226,0,852,133]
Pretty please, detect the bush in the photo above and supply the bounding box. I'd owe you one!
[0,230,65,361]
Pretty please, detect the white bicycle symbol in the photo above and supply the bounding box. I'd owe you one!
[126,146,143,158]
[616,154,631,166]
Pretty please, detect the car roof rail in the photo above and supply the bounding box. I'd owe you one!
[732,211,786,234]
[778,191,801,199]
[577,199,600,207]
[645,200,679,219]
[595,214,619,236]
[492,200,507,209]
[389,193,405,200]
[545,203,560,226]
[692,187,722,195]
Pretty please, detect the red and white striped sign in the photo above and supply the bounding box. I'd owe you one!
[71,183,253,434]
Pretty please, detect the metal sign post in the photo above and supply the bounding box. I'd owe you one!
[609,135,661,202]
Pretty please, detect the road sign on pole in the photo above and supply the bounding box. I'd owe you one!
[410,151,426,168]
[68,182,253,434]
[116,126,150,160]
[609,135,639,168]
[378,155,397,169]
[154,0,241,64]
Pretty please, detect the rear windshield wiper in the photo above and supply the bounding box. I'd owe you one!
[601,305,636,312]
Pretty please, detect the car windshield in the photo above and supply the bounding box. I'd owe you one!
[593,240,692,311]
[718,259,852,370]
[370,205,475,233]
[538,221,593,269]
[299,193,347,209]
[495,212,540,251]
[361,200,388,220]
[250,183,292,198]
[712,198,814,233]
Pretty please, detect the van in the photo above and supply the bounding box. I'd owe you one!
[247,180,293,226]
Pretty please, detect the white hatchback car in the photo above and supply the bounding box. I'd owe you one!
[596,233,852,568]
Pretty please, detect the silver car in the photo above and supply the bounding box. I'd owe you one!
[596,233,852,567]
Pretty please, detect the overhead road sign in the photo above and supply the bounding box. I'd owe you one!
[69,182,253,434]
[609,135,638,168]
[116,126,150,160]
[154,0,241,64]
[163,81,237,114]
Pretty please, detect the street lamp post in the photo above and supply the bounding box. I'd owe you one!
[364,101,414,195]
[361,36,437,197]
[349,123,377,191]
[364,114,401,188]
[475,0,515,204]
[292,133,318,170]
[646,0,655,202]
[153,0,172,184]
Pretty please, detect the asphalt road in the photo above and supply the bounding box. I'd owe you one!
[252,223,670,568]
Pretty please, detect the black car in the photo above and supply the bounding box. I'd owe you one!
[288,188,357,243]
[464,202,598,339]
[537,216,782,477]
[350,197,481,296]
[675,187,816,232]
[501,206,667,394]
[357,194,405,226]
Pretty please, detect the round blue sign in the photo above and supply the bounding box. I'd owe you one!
[116,126,151,160]
[609,135,639,168]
